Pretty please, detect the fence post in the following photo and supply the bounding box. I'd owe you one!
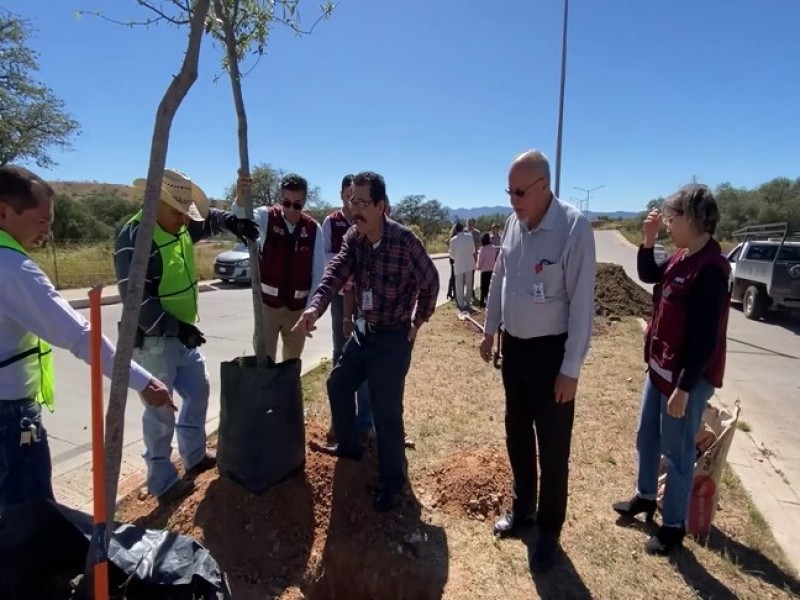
[51,239,60,290]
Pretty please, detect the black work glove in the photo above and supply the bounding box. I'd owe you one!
[177,322,207,349]
[226,215,259,244]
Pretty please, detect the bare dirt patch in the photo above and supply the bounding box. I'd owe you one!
[595,262,653,318]
[116,296,800,599]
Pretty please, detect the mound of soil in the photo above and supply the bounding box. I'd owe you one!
[117,426,448,600]
[425,447,511,521]
[595,262,652,318]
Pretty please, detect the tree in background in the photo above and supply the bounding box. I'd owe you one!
[393,194,449,238]
[0,10,80,167]
[223,162,324,207]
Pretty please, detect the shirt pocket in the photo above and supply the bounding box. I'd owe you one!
[534,262,566,301]
[374,257,405,302]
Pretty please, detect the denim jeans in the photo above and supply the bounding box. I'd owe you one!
[635,375,715,528]
[330,294,373,433]
[328,325,413,493]
[134,337,210,497]
[0,399,54,513]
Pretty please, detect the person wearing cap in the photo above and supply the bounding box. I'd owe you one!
[293,171,440,512]
[234,173,325,363]
[322,174,373,445]
[114,168,258,504]
[0,166,174,513]
[480,150,595,573]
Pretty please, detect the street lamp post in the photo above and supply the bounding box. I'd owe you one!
[573,184,604,215]
[553,0,569,198]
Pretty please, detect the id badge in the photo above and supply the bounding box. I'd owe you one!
[362,289,374,311]
[533,282,546,303]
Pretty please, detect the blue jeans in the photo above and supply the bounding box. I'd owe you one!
[134,337,210,497]
[0,399,54,513]
[330,294,373,433]
[635,375,715,528]
[328,326,413,493]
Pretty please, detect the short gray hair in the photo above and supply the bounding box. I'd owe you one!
[663,183,720,236]
[513,150,551,182]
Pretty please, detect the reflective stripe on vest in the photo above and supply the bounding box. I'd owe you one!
[0,229,56,411]
[128,211,199,324]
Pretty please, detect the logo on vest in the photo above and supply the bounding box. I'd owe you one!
[272,225,283,235]
[300,227,309,238]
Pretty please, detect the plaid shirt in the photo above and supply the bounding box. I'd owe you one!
[309,218,440,329]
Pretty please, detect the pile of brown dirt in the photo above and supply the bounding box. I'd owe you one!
[595,262,652,318]
[117,426,449,600]
[425,447,511,521]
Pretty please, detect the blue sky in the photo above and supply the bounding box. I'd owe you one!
[5,0,800,212]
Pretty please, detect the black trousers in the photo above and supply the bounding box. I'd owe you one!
[501,331,575,535]
[479,271,492,306]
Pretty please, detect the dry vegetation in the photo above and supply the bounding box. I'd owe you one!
[117,305,800,600]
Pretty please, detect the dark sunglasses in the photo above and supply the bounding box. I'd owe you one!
[282,200,304,210]
[505,177,544,198]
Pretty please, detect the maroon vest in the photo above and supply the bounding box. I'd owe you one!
[328,209,351,253]
[645,239,731,396]
[259,206,318,311]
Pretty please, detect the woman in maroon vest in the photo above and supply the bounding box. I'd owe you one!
[613,184,731,555]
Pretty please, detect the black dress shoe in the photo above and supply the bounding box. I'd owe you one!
[309,441,363,461]
[612,495,657,522]
[530,533,561,574]
[157,479,195,505]
[493,509,537,537]
[373,489,399,512]
[645,525,685,555]
[185,452,217,477]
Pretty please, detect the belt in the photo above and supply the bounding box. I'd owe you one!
[365,321,410,334]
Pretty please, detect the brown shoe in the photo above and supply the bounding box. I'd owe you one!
[186,452,217,477]
[157,478,195,505]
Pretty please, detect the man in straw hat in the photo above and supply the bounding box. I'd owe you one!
[234,172,324,363]
[0,166,174,513]
[115,168,258,504]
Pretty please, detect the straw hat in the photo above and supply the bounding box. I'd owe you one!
[132,169,209,222]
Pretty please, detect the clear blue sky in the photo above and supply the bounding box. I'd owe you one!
[5,0,800,212]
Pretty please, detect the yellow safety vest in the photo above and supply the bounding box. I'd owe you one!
[0,229,56,411]
[127,211,199,323]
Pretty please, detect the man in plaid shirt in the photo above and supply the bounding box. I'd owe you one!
[293,171,439,511]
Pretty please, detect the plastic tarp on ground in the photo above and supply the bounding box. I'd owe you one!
[0,498,231,599]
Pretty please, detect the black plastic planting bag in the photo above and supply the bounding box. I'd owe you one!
[0,498,230,599]
[217,356,305,494]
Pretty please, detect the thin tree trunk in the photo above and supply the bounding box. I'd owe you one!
[100,0,211,553]
[216,0,268,365]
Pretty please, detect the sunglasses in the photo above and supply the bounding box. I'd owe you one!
[282,200,304,210]
[505,177,544,198]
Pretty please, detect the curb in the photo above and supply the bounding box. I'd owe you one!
[66,282,220,310]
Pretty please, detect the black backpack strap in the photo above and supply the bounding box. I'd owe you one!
[0,346,39,370]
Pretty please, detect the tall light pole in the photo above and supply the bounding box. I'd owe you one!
[553,0,569,198]
[573,184,604,215]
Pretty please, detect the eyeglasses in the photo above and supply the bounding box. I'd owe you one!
[282,200,304,211]
[347,198,374,209]
[505,177,544,198]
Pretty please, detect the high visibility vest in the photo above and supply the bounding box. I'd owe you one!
[127,211,199,323]
[0,229,55,411]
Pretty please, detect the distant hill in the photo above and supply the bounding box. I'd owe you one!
[446,204,639,221]
[49,180,140,204]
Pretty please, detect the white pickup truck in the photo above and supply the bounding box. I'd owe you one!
[727,222,800,320]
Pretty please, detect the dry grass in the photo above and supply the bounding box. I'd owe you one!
[302,307,799,599]
[30,240,233,289]
[49,180,141,203]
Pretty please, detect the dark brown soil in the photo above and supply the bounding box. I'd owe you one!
[595,262,652,318]
[117,426,449,600]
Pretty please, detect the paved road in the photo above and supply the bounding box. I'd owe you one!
[595,230,800,489]
[48,257,453,507]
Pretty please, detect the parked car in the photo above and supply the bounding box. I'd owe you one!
[653,243,668,262]
[727,222,800,320]
[214,242,251,284]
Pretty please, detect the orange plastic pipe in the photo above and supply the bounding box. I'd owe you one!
[88,286,109,600]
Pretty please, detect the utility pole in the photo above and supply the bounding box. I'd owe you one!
[553,0,569,198]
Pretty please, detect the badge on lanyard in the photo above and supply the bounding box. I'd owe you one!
[362,289,374,311]
[533,282,546,303]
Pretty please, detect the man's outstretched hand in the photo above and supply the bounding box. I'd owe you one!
[292,308,319,338]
